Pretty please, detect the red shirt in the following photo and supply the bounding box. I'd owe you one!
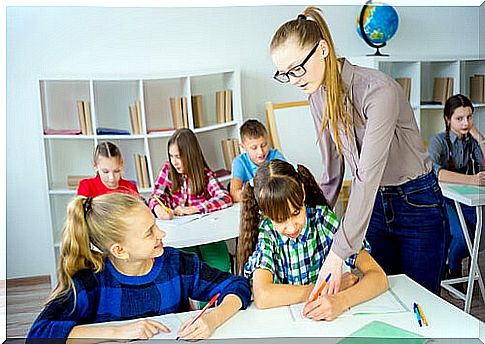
[77,174,139,197]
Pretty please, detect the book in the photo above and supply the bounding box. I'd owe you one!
[96,128,131,135]
[432,77,447,105]
[470,74,485,103]
[181,97,188,128]
[224,89,233,122]
[214,168,231,178]
[338,321,425,343]
[231,137,240,157]
[191,95,204,128]
[140,154,150,188]
[221,139,235,171]
[147,128,175,134]
[170,97,184,129]
[83,101,93,135]
[395,77,411,101]
[134,154,143,188]
[129,104,140,134]
[44,129,81,135]
[135,100,143,133]
[76,100,87,135]
[67,175,91,189]
[216,91,226,124]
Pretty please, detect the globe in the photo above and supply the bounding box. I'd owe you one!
[356,1,399,56]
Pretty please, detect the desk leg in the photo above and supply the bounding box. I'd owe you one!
[455,202,484,313]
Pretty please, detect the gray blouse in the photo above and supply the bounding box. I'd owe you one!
[428,131,484,175]
[309,58,431,260]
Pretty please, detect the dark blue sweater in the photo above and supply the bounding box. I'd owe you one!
[28,247,250,339]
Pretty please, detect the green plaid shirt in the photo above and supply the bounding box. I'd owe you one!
[244,205,371,285]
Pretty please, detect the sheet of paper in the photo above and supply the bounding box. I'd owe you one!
[338,320,425,343]
[289,289,408,321]
[143,313,185,340]
[156,213,208,228]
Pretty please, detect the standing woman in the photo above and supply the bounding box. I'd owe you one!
[270,6,448,294]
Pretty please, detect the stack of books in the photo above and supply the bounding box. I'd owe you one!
[191,95,204,128]
[470,74,485,103]
[169,96,189,129]
[129,100,143,134]
[220,138,240,171]
[67,175,90,190]
[134,154,150,189]
[432,77,454,105]
[216,90,233,124]
[395,78,411,101]
[77,100,93,135]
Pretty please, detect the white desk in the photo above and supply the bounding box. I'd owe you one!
[440,183,485,313]
[92,275,481,340]
[156,204,240,248]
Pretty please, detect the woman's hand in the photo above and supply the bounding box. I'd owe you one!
[154,205,174,220]
[308,250,343,298]
[174,206,200,216]
[113,319,170,340]
[302,294,346,321]
[176,313,216,340]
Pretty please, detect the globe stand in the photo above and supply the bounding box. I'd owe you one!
[368,45,389,57]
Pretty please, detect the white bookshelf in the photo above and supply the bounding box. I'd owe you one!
[347,57,485,147]
[39,68,243,280]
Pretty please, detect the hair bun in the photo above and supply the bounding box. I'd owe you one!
[297,14,307,20]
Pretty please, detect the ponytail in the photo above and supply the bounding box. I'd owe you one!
[296,164,328,207]
[237,183,262,275]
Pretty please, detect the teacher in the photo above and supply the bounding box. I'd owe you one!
[269,6,448,294]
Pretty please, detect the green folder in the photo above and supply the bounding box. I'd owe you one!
[338,320,426,344]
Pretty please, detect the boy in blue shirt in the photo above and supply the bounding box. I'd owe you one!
[230,119,285,202]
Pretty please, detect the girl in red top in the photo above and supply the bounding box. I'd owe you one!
[78,141,139,197]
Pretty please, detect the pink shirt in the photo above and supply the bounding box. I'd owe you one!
[309,58,431,259]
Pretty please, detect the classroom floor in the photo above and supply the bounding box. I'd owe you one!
[3,275,484,338]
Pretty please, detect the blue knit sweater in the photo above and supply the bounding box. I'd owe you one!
[28,247,250,339]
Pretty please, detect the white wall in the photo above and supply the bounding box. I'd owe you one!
[6,5,482,278]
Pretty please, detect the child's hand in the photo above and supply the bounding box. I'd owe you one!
[176,313,216,340]
[154,205,174,220]
[114,319,170,340]
[302,294,345,321]
[474,172,485,186]
[174,206,200,216]
[340,272,359,291]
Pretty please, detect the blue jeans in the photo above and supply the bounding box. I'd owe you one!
[365,172,449,294]
[444,198,476,273]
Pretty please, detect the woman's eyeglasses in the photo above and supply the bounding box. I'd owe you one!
[273,43,319,83]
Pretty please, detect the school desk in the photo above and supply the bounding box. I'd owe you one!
[439,182,485,313]
[87,275,481,340]
[155,203,240,248]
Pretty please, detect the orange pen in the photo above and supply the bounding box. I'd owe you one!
[308,273,332,302]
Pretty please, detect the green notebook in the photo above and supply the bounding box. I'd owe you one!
[338,320,426,344]
[446,184,484,195]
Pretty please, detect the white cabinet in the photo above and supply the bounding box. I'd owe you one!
[39,68,242,279]
[348,57,485,147]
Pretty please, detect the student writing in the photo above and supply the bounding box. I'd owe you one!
[148,128,233,272]
[27,193,250,341]
[237,159,387,320]
[77,141,139,197]
[230,119,285,202]
[428,94,485,282]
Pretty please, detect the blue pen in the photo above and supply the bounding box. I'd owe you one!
[413,302,422,327]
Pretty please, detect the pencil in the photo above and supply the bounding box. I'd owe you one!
[416,303,428,326]
[176,292,221,340]
[308,273,332,303]
[153,195,174,216]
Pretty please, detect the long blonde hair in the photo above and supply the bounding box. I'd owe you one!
[270,6,353,154]
[46,193,143,305]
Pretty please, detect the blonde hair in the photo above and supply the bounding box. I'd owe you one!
[46,193,143,305]
[94,141,123,164]
[270,6,353,154]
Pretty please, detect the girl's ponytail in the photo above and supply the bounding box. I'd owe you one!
[296,164,328,208]
[237,183,262,275]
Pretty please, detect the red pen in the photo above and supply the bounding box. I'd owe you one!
[176,292,221,340]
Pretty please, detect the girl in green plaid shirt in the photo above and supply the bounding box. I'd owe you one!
[237,159,388,321]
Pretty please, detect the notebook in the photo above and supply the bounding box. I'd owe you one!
[338,321,426,344]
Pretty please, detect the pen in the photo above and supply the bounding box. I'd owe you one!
[416,303,429,326]
[153,195,174,217]
[308,273,332,303]
[413,303,422,327]
[176,292,221,340]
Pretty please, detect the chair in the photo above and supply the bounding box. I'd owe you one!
[265,101,351,216]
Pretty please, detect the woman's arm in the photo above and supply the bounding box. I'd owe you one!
[303,250,388,320]
[252,268,313,309]
[176,294,242,340]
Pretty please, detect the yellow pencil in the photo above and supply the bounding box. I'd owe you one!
[153,195,174,216]
[416,303,428,326]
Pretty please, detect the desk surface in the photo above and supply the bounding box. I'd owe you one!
[156,204,240,248]
[94,275,481,340]
[440,182,485,207]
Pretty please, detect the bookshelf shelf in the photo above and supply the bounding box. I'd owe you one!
[348,56,485,146]
[40,68,243,279]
